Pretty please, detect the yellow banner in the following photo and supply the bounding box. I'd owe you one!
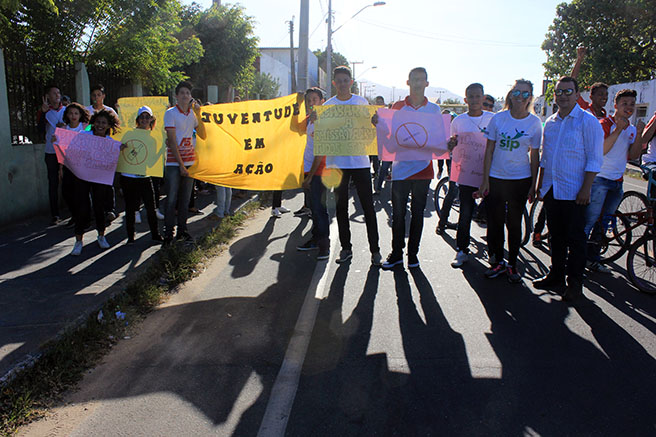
[314,105,378,156]
[116,129,166,177]
[114,96,169,176]
[189,94,307,190]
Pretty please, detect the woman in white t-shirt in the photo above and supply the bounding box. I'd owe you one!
[479,79,542,283]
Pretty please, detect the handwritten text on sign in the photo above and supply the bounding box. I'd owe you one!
[376,108,451,161]
[450,131,487,188]
[314,105,378,156]
[53,128,121,185]
[189,93,307,190]
[116,128,165,177]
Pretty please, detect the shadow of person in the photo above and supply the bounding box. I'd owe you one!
[228,217,288,278]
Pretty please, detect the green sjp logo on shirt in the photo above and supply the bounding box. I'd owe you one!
[499,130,528,151]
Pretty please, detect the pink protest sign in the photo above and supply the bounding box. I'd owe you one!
[450,131,487,188]
[376,109,451,161]
[53,128,121,185]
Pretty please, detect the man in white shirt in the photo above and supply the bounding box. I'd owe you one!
[85,84,118,117]
[162,81,206,245]
[584,89,646,273]
[320,66,381,265]
[40,84,65,224]
[534,76,604,301]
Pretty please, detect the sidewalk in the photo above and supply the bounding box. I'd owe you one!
[0,188,258,379]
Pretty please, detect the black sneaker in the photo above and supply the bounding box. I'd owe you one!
[297,240,318,251]
[484,261,506,279]
[382,252,404,270]
[317,247,330,260]
[408,254,420,269]
[175,231,194,242]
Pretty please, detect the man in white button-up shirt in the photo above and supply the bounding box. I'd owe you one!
[534,76,604,301]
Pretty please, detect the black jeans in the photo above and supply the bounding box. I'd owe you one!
[62,166,76,218]
[121,176,159,240]
[73,176,106,235]
[334,168,379,253]
[543,189,588,285]
[272,190,282,208]
[456,185,477,252]
[391,179,430,256]
[310,175,329,248]
[486,177,531,266]
[45,153,60,218]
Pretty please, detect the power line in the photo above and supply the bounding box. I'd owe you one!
[355,18,540,48]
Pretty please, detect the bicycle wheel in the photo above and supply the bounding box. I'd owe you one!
[434,177,459,226]
[529,200,546,233]
[627,234,656,294]
[617,190,648,239]
[599,214,632,264]
[520,206,531,246]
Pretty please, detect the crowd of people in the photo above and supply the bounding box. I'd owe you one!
[37,51,656,301]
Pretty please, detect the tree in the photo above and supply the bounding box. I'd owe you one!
[443,98,462,105]
[85,0,203,94]
[183,4,259,100]
[542,0,656,88]
[248,72,280,100]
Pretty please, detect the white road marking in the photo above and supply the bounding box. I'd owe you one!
[257,221,339,437]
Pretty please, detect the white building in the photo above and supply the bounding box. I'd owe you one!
[535,78,656,124]
[257,48,322,96]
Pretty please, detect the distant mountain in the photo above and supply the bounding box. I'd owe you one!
[359,81,463,105]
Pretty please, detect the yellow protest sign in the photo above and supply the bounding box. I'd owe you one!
[189,94,307,190]
[114,96,169,177]
[313,105,378,156]
[116,129,166,177]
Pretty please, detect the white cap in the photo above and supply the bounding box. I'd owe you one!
[137,106,153,117]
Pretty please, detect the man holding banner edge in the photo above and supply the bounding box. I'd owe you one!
[314,66,381,265]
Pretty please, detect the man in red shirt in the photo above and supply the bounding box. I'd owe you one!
[570,46,608,119]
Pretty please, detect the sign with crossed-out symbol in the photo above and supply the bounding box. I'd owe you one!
[395,122,428,149]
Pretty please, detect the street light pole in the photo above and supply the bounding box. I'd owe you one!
[326,0,332,94]
[326,1,385,96]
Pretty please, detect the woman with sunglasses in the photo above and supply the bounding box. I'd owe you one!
[478,79,542,283]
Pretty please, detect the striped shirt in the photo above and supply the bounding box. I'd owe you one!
[540,104,604,200]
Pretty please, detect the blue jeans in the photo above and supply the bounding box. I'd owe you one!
[584,176,623,262]
[213,185,232,217]
[391,179,430,256]
[164,165,194,238]
[310,175,330,248]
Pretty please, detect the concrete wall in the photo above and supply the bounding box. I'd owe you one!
[259,52,291,97]
[259,47,320,94]
[0,49,51,226]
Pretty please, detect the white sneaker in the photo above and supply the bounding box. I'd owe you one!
[451,250,468,268]
[70,241,83,256]
[97,235,110,249]
[278,206,290,213]
[156,209,165,220]
[271,208,282,218]
[135,211,142,224]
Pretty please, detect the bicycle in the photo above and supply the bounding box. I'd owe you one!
[434,176,531,246]
[596,164,656,294]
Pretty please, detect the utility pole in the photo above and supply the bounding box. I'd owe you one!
[326,0,332,95]
[288,18,297,93]
[298,0,309,91]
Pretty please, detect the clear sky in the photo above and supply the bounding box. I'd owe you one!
[192,0,570,99]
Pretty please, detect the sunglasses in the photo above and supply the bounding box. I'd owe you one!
[554,88,575,96]
[511,90,531,99]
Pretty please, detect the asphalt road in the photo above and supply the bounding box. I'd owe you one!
[18,180,656,436]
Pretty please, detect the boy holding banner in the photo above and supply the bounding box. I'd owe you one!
[449,83,494,268]
[300,88,330,260]
[163,81,206,246]
[319,66,381,265]
[374,67,441,270]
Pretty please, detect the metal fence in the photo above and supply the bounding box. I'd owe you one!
[87,64,133,110]
[4,51,76,145]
